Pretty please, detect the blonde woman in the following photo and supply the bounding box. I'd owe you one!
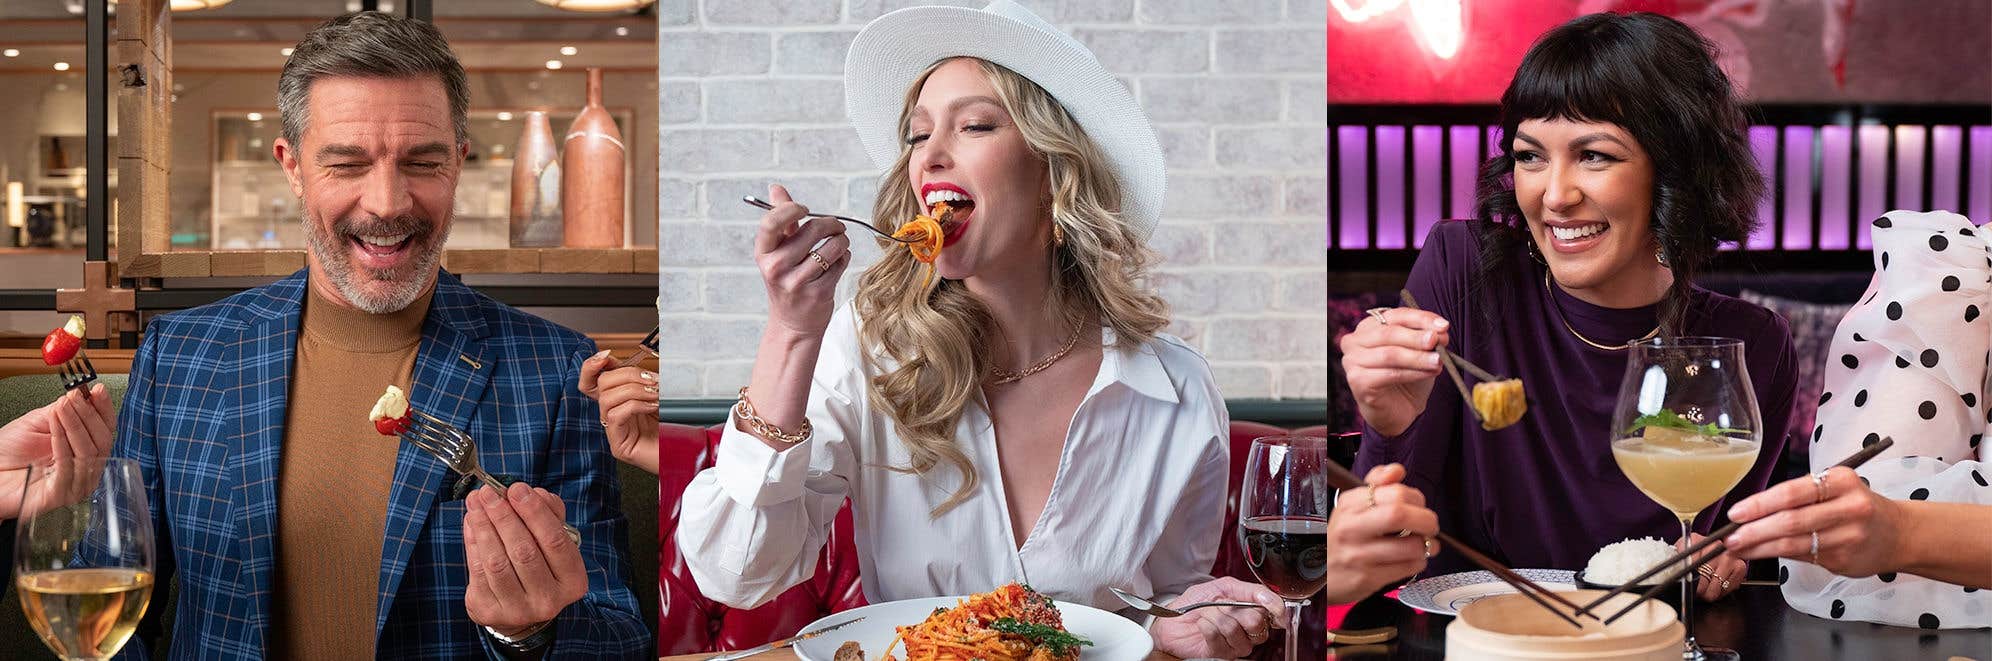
[675,2,1285,656]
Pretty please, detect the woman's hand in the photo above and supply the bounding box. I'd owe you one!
[1339,307,1449,436]
[1322,463,1439,604]
[1149,576,1287,659]
[756,183,851,340]
[0,384,115,520]
[1679,533,1748,601]
[1722,466,1905,579]
[578,353,658,475]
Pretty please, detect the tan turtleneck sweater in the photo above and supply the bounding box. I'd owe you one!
[269,281,432,660]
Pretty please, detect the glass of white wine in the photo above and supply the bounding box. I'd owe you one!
[1608,337,1760,661]
[13,456,155,661]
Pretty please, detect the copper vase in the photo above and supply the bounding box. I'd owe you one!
[561,68,625,248]
[509,111,562,247]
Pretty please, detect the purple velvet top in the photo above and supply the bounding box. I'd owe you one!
[1357,221,1797,576]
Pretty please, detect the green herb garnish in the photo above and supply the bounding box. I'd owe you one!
[1627,410,1748,437]
[989,618,1093,655]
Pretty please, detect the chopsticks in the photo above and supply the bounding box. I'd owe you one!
[1576,437,1897,623]
[1394,290,1510,425]
[1323,455,1594,628]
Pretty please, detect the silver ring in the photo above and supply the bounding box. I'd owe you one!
[807,250,831,273]
[1396,528,1413,538]
[1364,485,1378,509]
[1810,531,1820,562]
[1366,307,1392,325]
[1423,537,1436,558]
[1811,470,1829,504]
[1722,578,1732,590]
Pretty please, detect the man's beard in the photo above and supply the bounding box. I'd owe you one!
[302,210,449,314]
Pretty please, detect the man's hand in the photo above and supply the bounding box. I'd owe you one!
[463,483,587,638]
[1148,576,1287,658]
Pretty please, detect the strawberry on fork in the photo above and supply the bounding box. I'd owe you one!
[41,315,96,392]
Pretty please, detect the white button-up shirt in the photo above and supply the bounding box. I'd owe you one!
[676,303,1231,616]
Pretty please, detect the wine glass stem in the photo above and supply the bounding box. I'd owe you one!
[1283,599,1308,661]
[1678,516,1703,659]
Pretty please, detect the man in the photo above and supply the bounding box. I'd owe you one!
[113,12,647,659]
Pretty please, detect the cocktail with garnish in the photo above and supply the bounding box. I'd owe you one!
[1608,338,1760,661]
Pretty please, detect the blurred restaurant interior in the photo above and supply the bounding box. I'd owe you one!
[0,0,660,351]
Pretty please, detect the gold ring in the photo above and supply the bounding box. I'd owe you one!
[1811,470,1829,504]
[808,250,831,273]
[1364,485,1378,509]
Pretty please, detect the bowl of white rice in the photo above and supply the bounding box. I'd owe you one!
[1575,537,1685,610]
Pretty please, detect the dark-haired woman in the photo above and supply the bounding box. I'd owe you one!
[1337,11,1797,604]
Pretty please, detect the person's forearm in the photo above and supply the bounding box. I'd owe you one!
[1894,500,1992,589]
[741,326,825,450]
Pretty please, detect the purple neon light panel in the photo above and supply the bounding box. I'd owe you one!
[1412,126,1443,246]
[1450,126,1480,219]
[1337,126,1368,249]
[1818,126,1852,250]
[1783,126,1815,249]
[1973,126,1992,225]
[1896,126,1928,211]
[1932,126,1963,216]
[1858,125,1890,248]
[1375,126,1407,249]
[1747,126,1777,250]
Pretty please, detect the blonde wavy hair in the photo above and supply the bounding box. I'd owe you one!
[853,57,1171,516]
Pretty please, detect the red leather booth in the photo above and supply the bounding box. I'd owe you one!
[657,421,1335,653]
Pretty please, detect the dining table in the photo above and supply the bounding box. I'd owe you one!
[661,652,1183,661]
[656,620,1325,661]
[1326,582,1991,660]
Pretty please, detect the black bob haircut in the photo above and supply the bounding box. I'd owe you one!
[1470,12,1764,335]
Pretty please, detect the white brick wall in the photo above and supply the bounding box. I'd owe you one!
[659,0,1328,399]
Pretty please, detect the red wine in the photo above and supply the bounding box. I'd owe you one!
[1240,516,1328,600]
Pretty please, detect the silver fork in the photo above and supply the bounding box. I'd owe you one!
[1107,586,1398,645]
[1109,586,1268,618]
[400,410,582,543]
[57,352,98,392]
[740,195,919,243]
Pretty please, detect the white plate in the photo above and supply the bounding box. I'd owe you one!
[1395,569,1577,616]
[791,596,1153,661]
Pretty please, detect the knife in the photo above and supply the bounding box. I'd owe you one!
[704,617,866,661]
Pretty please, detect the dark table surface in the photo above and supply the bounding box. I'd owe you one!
[1320,584,1991,660]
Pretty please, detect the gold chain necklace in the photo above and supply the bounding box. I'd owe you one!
[1543,271,1660,351]
[989,332,1081,385]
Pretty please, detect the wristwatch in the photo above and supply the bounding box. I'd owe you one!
[483,620,554,654]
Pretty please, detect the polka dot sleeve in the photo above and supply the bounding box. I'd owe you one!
[1785,209,1992,629]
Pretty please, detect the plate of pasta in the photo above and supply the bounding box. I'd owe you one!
[792,584,1152,661]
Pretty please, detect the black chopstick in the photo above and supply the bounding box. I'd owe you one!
[1396,289,1490,425]
[1324,455,1591,628]
[1574,437,1896,618]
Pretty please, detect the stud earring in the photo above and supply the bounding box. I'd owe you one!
[1655,248,1668,266]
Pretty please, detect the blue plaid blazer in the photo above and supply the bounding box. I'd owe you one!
[112,270,650,659]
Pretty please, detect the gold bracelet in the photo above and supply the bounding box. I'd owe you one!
[734,387,812,444]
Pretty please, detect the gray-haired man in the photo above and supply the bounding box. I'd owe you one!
[112,12,648,660]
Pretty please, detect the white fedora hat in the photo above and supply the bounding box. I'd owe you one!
[843,0,1166,242]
